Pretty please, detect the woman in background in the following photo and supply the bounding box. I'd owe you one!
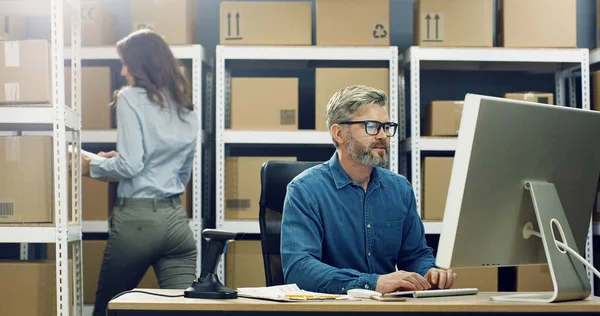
[80,29,198,316]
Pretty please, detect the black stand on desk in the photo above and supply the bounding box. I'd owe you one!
[184,229,243,299]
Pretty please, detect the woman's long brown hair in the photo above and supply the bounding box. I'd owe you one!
[109,29,193,121]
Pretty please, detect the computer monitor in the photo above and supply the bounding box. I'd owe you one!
[436,93,600,303]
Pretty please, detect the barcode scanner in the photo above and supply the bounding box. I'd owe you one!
[184,229,244,299]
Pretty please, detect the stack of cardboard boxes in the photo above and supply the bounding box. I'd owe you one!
[415,0,577,293]
[220,0,391,133]
[0,103,65,310]
[220,0,390,288]
[219,0,579,292]
[0,1,198,310]
[0,259,74,316]
[414,0,576,48]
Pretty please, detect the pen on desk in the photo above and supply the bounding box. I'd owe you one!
[285,294,339,300]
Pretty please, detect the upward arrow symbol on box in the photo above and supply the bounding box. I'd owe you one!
[227,13,231,36]
[434,14,440,39]
[425,14,431,39]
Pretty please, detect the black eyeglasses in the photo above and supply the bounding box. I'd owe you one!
[338,120,398,137]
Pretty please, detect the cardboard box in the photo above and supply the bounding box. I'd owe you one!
[64,1,116,46]
[422,157,453,220]
[0,260,73,316]
[48,240,158,304]
[65,66,113,129]
[451,267,498,291]
[23,2,115,45]
[597,0,600,48]
[504,92,554,105]
[516,264,553,291]
[131,0,198,45]
[229,78,298,130]
[315,68,389,131]
[82,178,110,221]
[424,100,463,136]
[0,40,52,104]
[68,176,111,222]
[225,240,266,289]
[225,156,296,220]
[0,136,53,223]
[498,0,576,48]
[316,0,389,46]
[0,16,26,40]
[414,0,493,47]
[220,1,312,45]
[593,71,600,111]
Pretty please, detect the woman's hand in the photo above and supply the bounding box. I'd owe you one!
[98,151,119,158]
[81,154,92,177]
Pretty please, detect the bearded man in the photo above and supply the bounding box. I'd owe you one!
[280,85,456,295]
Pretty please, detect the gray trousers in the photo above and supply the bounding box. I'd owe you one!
[93,196,197,316]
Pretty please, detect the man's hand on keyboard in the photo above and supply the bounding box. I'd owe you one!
[376,270,432,293]
[425,268,456,290]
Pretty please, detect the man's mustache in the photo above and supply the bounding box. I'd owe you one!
[369,142,389,150]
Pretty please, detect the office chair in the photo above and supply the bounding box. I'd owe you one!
[258,160,322,287]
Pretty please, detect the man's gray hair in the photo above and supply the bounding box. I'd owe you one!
[325,85,388,147]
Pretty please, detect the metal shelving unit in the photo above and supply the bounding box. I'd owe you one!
[63,45,212,280]
[214,44,399,283]
[398,45,593,294]
[0,1,84,315]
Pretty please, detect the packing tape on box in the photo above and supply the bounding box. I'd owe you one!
[4,41,19,67]
[4,137,19,163]
[4,83,19,102]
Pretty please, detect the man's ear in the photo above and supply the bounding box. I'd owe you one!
[331,124,346,145]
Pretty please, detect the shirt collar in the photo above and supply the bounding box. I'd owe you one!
[327,152,386,190]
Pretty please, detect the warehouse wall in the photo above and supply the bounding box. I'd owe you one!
[99,0,597,51]
[95,0,596,122]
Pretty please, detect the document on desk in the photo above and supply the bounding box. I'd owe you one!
[237,284,348,302]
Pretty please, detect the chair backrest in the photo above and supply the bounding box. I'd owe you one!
[258,160,322,287]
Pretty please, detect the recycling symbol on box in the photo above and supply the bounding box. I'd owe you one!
[373,24,388,39]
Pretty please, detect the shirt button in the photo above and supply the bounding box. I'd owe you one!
[367,224,371,229]
[368,252,371,256]
[365,284,370,289]
[342,288,345,292]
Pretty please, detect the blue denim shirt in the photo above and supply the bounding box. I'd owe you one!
[89,87,198,198]
[280,152,436,294]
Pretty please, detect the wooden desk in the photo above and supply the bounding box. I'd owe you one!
[107,289,600,316]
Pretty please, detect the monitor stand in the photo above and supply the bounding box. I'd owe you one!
[490,181,591,303]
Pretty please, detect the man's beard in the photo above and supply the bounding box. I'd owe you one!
[344,134,389,168]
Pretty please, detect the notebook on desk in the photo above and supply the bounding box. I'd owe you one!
[237,284,349,302]
[384,288,479,298]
